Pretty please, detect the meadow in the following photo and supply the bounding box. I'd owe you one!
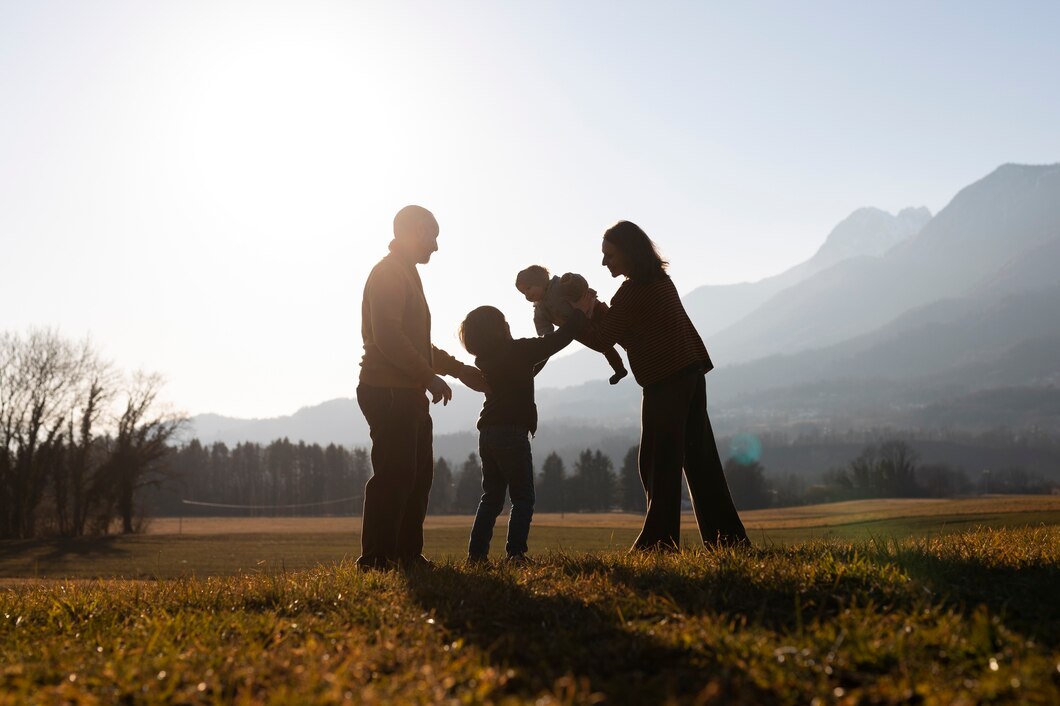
[1,496,1058,580]
[1,497,1059,704]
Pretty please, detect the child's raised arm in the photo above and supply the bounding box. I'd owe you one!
[522,310,587,373]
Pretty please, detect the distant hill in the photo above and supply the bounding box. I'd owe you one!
[708,164,1060,365]
[685,205,930,339]
[187,382,642,451]
[709,284,1060,403]
[186,394,481,447]
[186,406,642,474]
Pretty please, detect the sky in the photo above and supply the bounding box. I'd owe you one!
[2,1,1059,419]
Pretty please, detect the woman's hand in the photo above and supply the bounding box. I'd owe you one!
[573,289,597,316]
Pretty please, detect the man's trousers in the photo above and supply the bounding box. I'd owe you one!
[356,384,434,565]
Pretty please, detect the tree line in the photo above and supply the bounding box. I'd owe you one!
[150,444,647,516]
[6,327,1053,536]
[146,439,371,516]
[724,439,1057,510]
[0,330,183,538]
[436,439,1055,516]
[429,448,647,515]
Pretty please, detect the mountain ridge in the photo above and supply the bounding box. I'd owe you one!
[535,204,931,389]
[187,163,1060,445]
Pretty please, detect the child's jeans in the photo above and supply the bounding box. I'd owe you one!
[468,425,535,558]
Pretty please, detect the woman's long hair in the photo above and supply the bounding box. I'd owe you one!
[603,221,668,282]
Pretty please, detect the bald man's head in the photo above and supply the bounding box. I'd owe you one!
[391,205,439,264]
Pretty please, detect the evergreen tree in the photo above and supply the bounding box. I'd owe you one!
[536,452,566,513]
[350,448,370,515]
[773,472,807,508]
[724,458,772,510]
[147,439,375,518]
[323,443,354,514]
[619,445,645,512]
[571,448,614,511]
[429,457,454,514]
[592,449,616,511]
[454,453,483,513]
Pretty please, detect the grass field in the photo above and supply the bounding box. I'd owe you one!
[2,497,1059,704]
[1,496,1058,580]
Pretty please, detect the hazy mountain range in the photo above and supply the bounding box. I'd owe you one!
[189,163,1060,452]
[534,204,933,387]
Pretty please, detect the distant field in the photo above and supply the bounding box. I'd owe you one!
[1,496,1058,580]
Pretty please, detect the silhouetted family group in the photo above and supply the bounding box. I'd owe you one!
[356,205,747,570]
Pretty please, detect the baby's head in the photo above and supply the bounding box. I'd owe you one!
[515,265,550,303]
[459,306,511,356]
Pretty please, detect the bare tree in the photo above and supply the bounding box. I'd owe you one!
[104,372,186,534]
[53,357,116,536]
[877,440,919,497]
[0,330,93,538]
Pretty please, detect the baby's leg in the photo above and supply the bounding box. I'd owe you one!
[590,303,626,373]
[603,347,628,384]
[574,323,628,384]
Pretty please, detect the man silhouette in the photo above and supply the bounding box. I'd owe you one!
[356,205,488,569]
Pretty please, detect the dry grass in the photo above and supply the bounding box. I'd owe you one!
[2,497,1057,582]
[147,495,1060,535]
[2,527,1058,704]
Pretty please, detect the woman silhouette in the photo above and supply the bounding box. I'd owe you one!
[594,220,748,550]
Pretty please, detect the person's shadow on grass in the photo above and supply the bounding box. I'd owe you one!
[882,540,1060,649]
[0,535,127,579]
[402,562,767,705]
[0,535,127,563]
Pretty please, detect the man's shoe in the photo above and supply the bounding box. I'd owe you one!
[356,555,396,572]
[467,554,490,567]
[505,553,531,565]
[399,554,434,570]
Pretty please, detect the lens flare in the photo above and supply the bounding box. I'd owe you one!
[728,433,762,465]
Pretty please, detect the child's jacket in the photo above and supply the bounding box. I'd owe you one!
[474,312,585,433]
[532,274,592,336]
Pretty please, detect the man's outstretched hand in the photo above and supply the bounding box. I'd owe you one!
[427,375,453,405]
[458,365,491,394]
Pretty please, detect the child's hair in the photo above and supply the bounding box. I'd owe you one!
[459,306,508,356]
[515,265,550,290]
